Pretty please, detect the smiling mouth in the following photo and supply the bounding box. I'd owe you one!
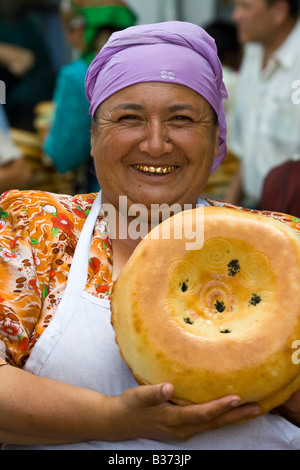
[134,164,177,175]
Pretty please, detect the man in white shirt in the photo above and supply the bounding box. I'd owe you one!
[225,0,300,208]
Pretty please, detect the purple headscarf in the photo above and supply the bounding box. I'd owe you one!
[85,21,228,172]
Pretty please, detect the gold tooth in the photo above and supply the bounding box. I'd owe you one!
[136,165,175,174]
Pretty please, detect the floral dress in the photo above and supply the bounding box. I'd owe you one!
[0,189,300,369]
[0,189,112,368]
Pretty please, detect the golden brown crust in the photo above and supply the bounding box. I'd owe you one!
[111,206,300,414]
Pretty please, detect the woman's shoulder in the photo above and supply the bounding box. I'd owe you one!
[0,189,97,208]
[0,189,98,232]
[206,198,300,234]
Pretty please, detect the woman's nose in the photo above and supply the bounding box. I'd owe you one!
[139,121,172,157]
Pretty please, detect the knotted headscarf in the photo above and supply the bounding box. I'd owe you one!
[85,21,228,172]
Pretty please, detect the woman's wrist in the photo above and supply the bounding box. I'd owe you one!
[0,365,118,445]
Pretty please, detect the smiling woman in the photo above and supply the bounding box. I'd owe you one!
[0,20,300,451]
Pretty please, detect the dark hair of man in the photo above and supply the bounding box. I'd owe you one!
[266,0,299,18]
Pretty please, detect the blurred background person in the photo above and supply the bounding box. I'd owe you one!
[43,0,137,194]
[0,103,31,192]
[201,19,242,202]
[204,19,242,136]
[0,0,56,131]
[17,0,71,75]
[224,0,300,209]
[259,155,300,217]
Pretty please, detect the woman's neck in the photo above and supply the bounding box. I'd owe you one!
[103,201,150,280]
[111,236,140,280]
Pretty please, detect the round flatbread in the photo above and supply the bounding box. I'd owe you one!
[111,206,300,414]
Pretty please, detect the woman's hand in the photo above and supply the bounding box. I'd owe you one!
[106,383,262,442]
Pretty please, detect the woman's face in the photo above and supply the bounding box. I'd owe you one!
[91,82,219,211]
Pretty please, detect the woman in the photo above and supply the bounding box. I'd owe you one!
[0,21,299,450]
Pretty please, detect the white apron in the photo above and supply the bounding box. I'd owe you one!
[3,193,300,450]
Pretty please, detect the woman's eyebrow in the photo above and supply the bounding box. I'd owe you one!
[110,103,145,112]
[167,104,199,113]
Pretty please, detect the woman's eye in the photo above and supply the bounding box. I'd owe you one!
[118,115,140,121]
[173,115,193,122]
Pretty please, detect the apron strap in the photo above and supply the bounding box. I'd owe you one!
[24,191,103,372]
[64,191,102,291]
[53,191,103,331]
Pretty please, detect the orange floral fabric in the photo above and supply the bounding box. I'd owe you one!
[0,190,300,369]
[0,190,112,368]
[208,199,300,235]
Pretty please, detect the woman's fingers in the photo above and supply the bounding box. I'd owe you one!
[175,394,261,426]
[116,383,262,442]
[130,382,262,426]
[134,383,261,422]
[134,383,175,406]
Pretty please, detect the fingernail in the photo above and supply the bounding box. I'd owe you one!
[249,408,261,416]
[230,400,241,407]
[162,384,172,398]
